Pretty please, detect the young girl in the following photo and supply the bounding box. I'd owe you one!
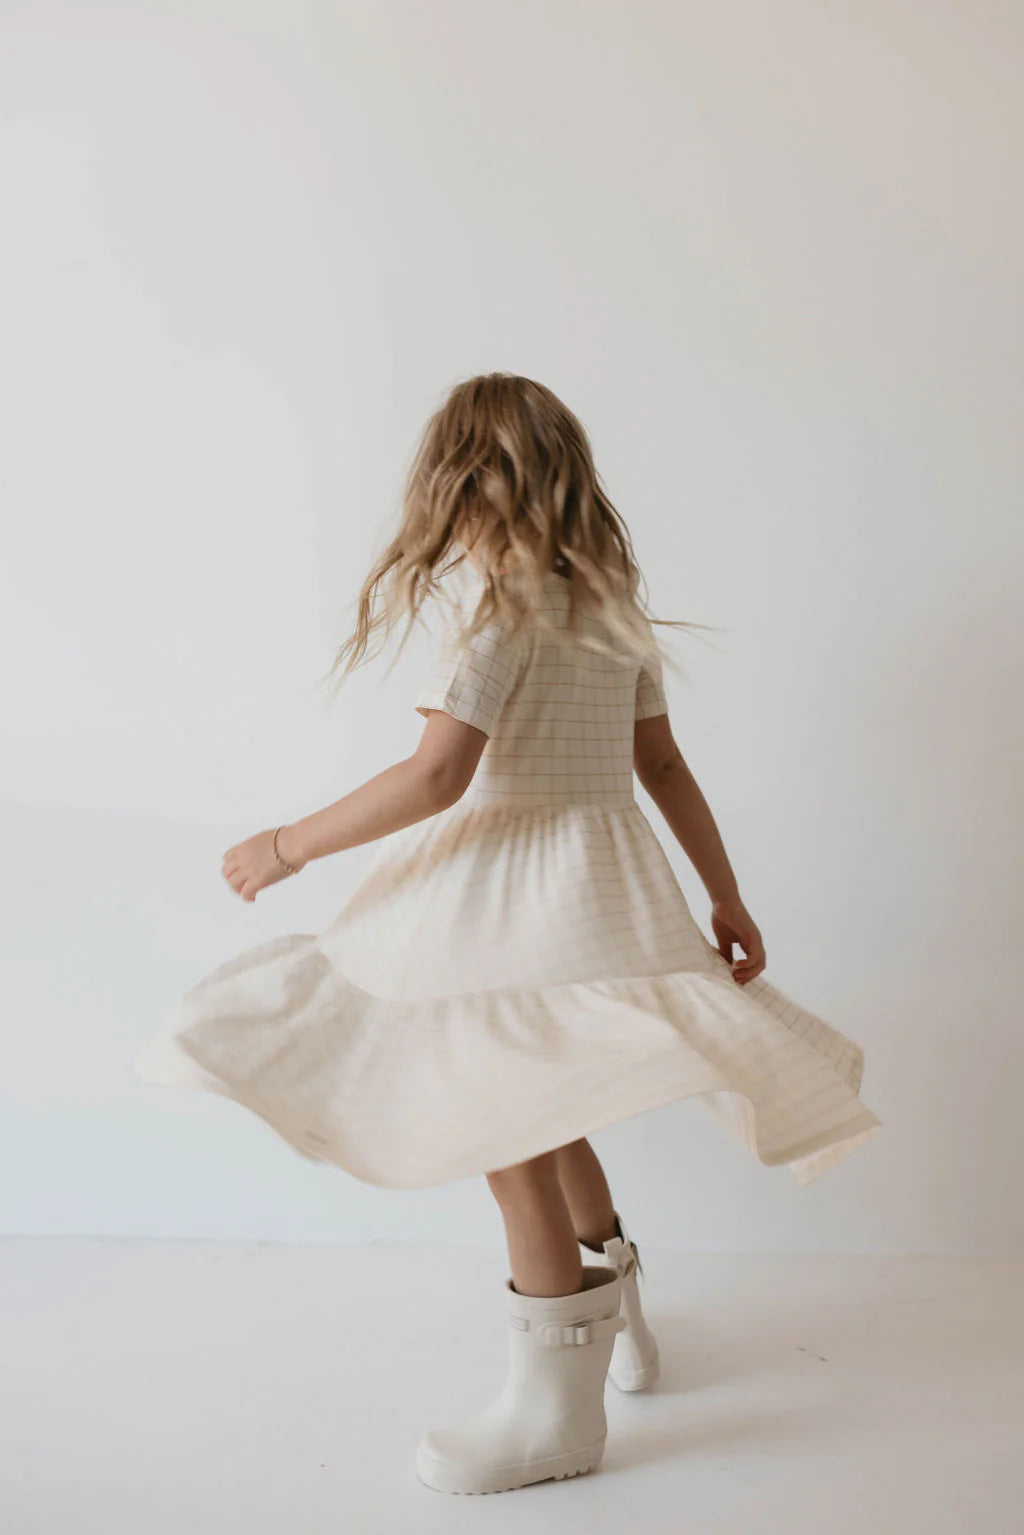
[136,373,881,1496]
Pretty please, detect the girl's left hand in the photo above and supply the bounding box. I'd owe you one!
[710,895,766,985]
[222,830,299,902]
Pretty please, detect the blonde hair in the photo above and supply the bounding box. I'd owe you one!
[329,373,708,685]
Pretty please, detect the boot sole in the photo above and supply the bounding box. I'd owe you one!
[416,1434,607,1495]
[610,1344,660,1392]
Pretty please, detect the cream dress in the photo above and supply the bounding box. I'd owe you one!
[136,570,881,1187]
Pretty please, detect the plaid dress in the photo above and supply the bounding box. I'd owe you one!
[136,570,881,1187]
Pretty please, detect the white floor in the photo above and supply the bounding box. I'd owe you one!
[1,1241,1021,1534]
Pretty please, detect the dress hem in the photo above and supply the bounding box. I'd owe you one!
[135,1030,882,1191]
[135,943,883,1192]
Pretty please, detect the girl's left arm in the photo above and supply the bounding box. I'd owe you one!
[222,711,486,902]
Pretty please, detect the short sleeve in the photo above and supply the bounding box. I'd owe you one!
[415,619,524,737]
[634,644,668,720]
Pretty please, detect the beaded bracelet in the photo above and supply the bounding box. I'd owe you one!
[273,826,301,877]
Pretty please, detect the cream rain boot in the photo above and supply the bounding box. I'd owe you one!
[415,1266,626,1495]
[580,1213,660,1392]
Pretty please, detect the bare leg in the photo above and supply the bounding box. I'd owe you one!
[554,1138,618,1250]
[486,1150,584,1297]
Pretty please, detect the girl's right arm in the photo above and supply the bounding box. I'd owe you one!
[633,713,767,985]
[281,710,486,864]
[222,712,487,902]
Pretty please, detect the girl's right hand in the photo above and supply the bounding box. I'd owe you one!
[222,828,303,902]
[710,896,766,985]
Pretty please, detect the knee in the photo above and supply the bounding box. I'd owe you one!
[486,1151,560,1206]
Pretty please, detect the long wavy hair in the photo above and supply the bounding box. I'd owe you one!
[329,373,708,686]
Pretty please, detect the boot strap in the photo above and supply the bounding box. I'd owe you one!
[613,1214,643,1278]
[603,1237,641,1281]
[509,1315,627,1348]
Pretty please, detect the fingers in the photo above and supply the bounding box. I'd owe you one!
[732,929,766,985]
[222,863,256,899]
[222,835,273,901]
[712,922,733,965]
[711,903,766,986]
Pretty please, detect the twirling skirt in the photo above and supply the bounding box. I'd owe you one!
[135,800,882,1187]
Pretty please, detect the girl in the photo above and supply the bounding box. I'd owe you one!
[136,373,881,1496]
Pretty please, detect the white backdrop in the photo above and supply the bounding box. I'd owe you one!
[2,1,1021,1254]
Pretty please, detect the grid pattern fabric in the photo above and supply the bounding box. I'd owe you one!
[136,571,881,1189]
[414,572,668,808]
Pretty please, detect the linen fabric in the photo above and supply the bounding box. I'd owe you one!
[136,571,881,1187]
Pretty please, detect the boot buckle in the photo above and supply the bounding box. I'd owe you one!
[529,1317,627,1347]
[537,1322,590,1347]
